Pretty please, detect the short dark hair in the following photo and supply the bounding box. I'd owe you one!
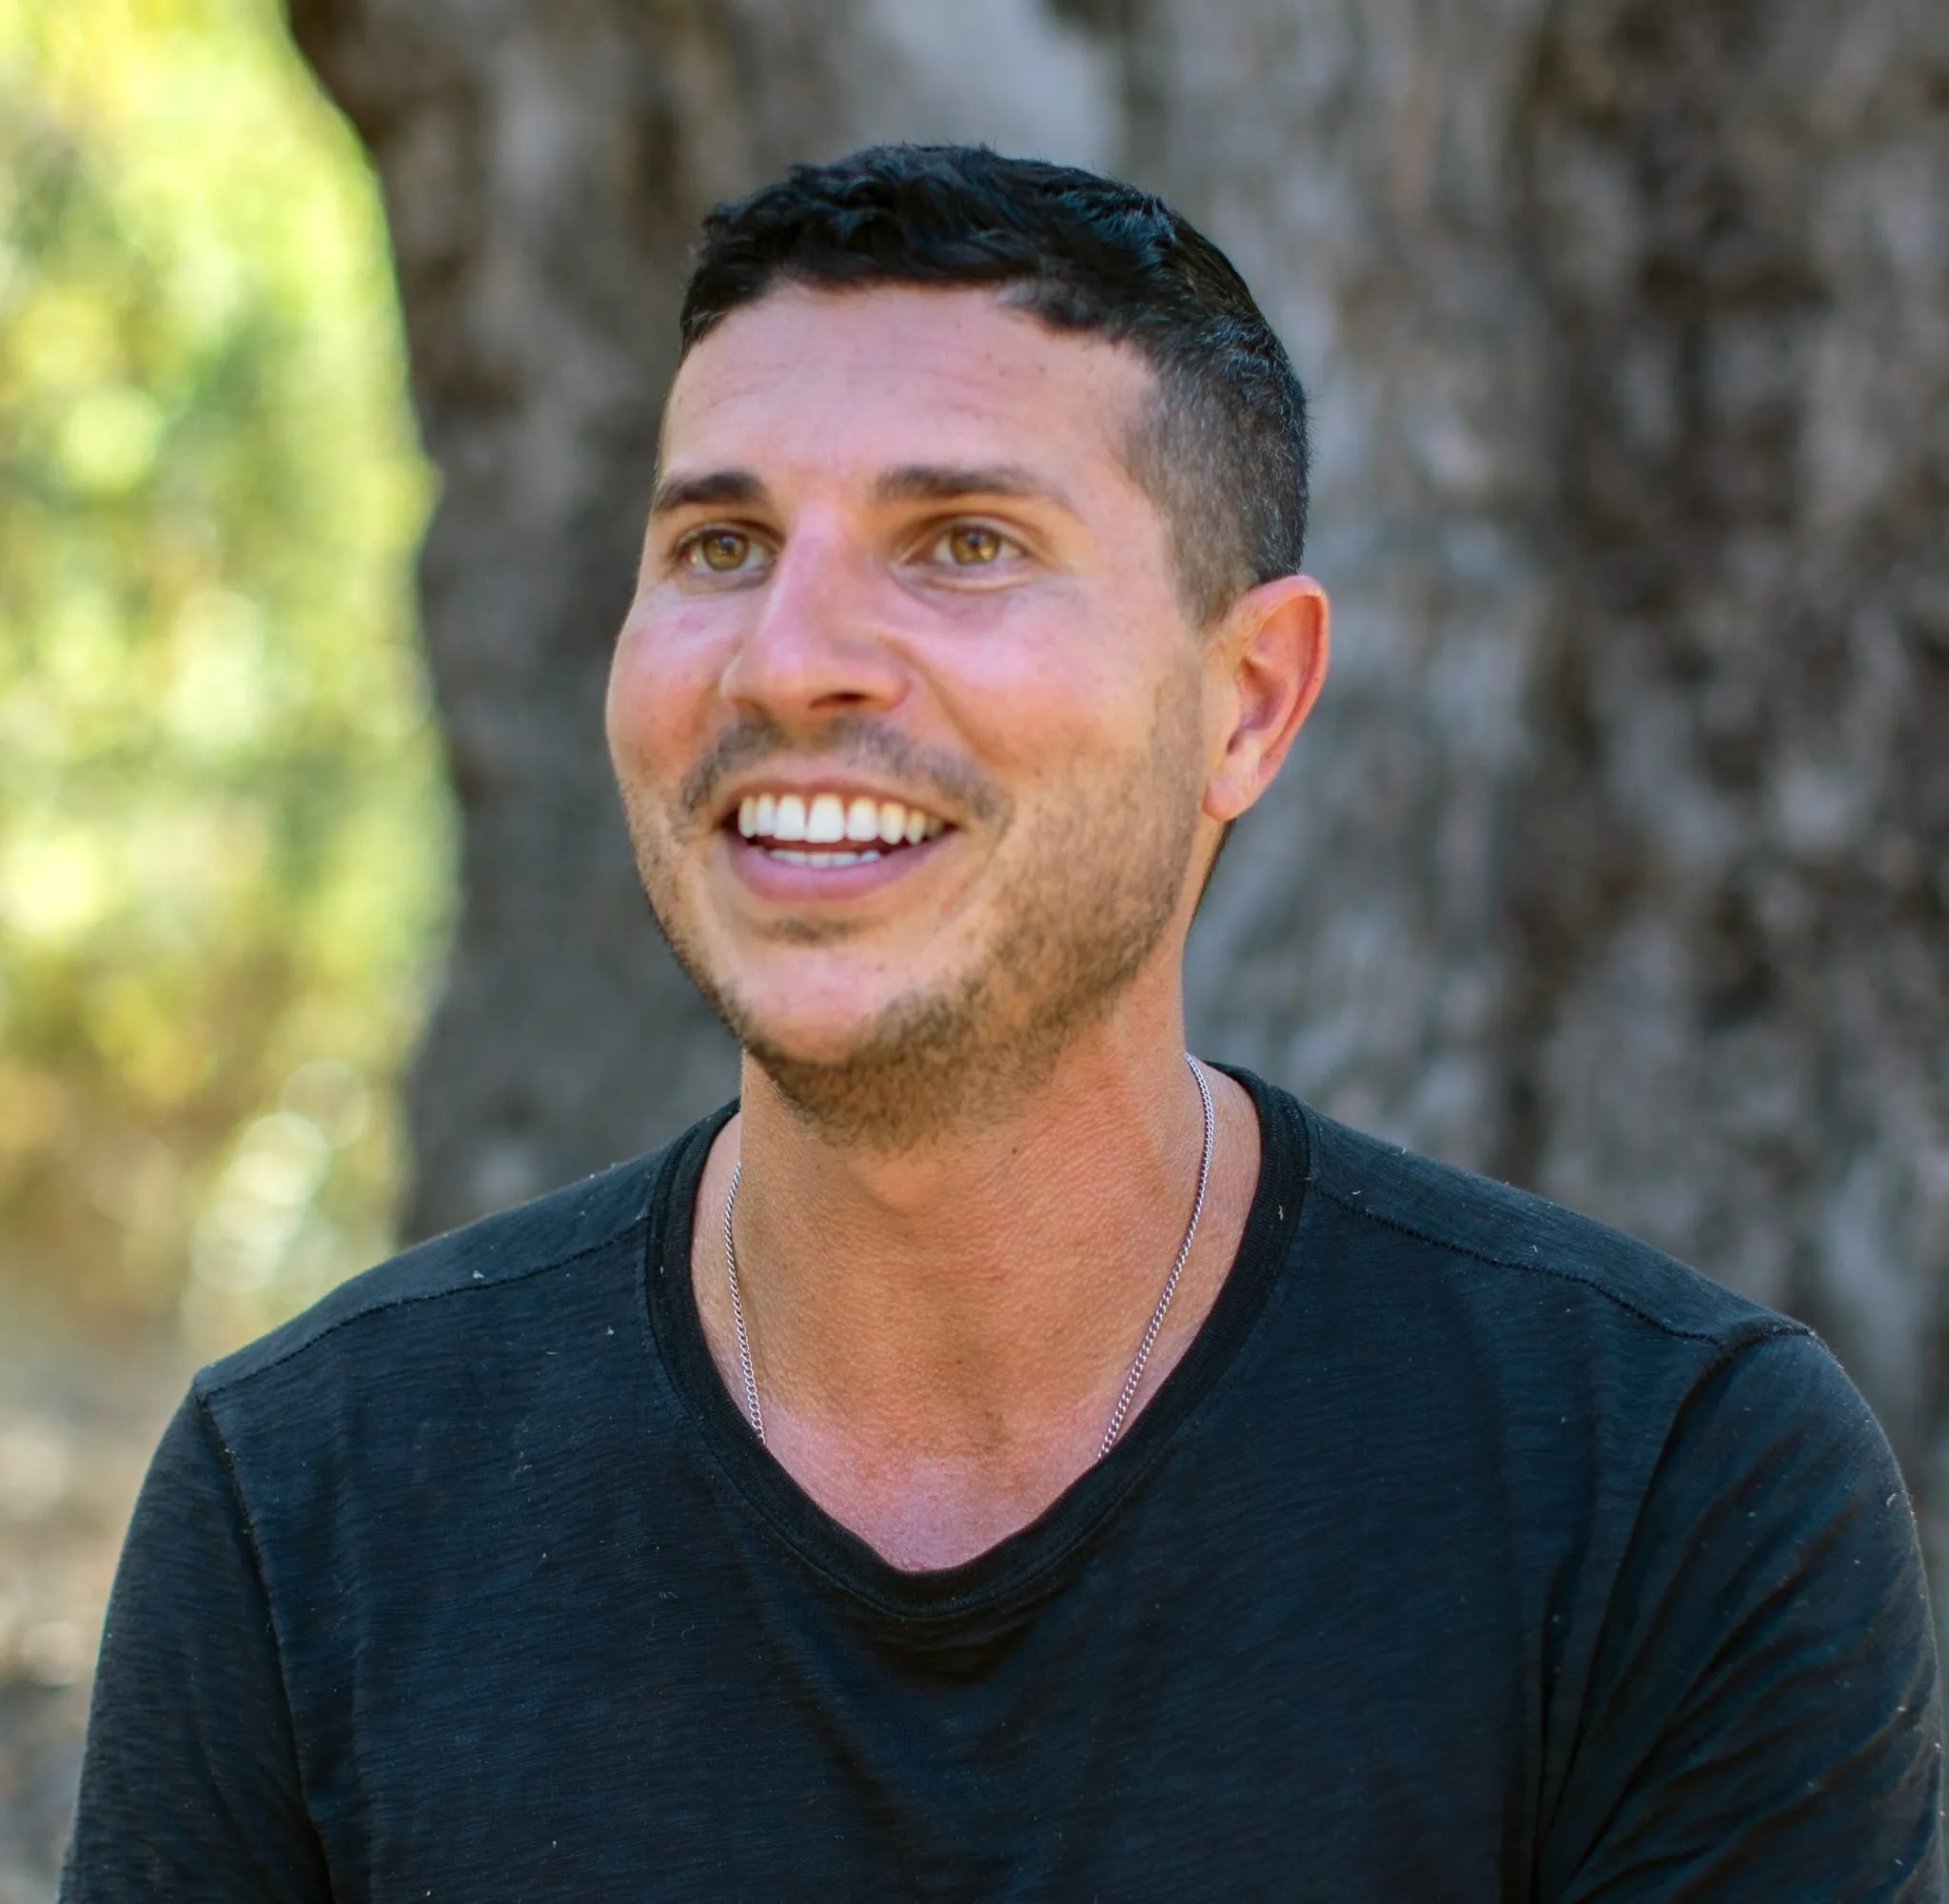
[679,144,1309,627]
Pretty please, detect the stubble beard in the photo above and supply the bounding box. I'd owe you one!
[620,696,1205,1150]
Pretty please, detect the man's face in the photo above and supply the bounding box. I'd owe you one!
[607,284,1219,1137]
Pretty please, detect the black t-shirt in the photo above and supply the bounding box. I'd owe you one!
[63,1072,1944,1900]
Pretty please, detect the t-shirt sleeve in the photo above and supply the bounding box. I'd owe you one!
[60,1390,333,1902]
[1545,1328,1945,1902]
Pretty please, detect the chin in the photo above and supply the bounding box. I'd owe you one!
[712,955,1016,1140]
[723,970,943,1070]
[650,876,921,1038]
[736,1007,893,1072]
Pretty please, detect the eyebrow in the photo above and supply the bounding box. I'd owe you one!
[873,462,1073,511]
[647,461,1077,524]
[647,469,771,518]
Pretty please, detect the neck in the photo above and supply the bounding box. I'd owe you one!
[688,979,1262,1569]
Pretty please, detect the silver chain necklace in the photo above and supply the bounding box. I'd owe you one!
[720,1051,1217,1462]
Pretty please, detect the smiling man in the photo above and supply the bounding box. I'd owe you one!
[67,147,1942,1901]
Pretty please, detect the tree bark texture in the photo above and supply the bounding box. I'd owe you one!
[290,0,1949,1576]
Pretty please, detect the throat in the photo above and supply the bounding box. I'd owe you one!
[686,1057,1261,1572]
[753,1399,1115,1573]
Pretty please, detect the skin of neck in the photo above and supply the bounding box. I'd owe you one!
[689,919,1265,1571]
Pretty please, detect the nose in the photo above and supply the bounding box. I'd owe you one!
[718,520,908,725]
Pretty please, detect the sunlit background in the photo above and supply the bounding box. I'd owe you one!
[1,0,449,1354]
[1,2,444,1886]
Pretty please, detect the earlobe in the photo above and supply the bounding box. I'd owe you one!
[1204,575,1329,823]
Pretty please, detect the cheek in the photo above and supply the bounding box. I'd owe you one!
[606,599,726,776]
[935,591,1172,783]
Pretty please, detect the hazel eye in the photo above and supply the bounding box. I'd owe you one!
[936,524,1013,567]
[685,528,759,575]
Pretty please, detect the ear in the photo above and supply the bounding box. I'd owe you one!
[1202,574,1329,822]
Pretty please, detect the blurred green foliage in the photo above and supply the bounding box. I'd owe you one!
[0,0,451,1347]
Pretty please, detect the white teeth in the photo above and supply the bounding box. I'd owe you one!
[767,847,880,867]
[735,789,949,848]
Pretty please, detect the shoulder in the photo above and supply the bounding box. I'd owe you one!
[193,1137,679,1420]
[1262,1095,1936,1747]
[1289,1095,1801,1357]
[182,1125,722,1552]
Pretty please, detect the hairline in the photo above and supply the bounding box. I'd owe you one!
[674,275,1253,633]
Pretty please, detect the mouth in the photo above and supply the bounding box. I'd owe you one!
[726,790,950,871]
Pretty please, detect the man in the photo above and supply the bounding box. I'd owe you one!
[67,145,1941,1899]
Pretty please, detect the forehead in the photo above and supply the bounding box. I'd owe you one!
[660,284,1155,492]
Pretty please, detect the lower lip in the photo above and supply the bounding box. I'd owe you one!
[722,829,950,901]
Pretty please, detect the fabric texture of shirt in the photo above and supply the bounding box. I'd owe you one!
[63,1070,1945,1900]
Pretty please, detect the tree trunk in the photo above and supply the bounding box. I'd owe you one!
[290,0,1949,1576]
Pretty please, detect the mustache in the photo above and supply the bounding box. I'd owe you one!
[678,714,1009,830]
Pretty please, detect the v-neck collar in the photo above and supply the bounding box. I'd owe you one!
[639,1065,1309,1635]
